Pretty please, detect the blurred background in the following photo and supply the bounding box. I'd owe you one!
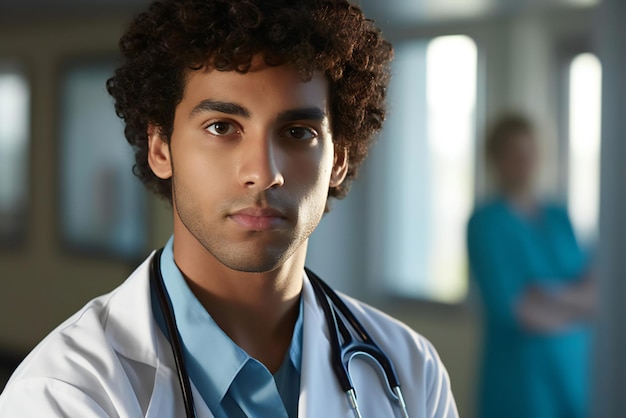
[1,0,626,416]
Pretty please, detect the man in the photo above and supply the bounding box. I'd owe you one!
[0,0,458,416]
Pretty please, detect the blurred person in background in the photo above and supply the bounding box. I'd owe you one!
[467,114,595,418]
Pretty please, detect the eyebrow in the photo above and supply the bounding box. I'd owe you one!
[189,100,250,119]
[277,107,327,123]
[188,100,327,123]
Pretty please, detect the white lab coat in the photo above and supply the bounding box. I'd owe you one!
[0,253,458,417]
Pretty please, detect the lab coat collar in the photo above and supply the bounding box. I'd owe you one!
[105,252,161,367]
[104,253,397,417]
[104,252,216,418]
[298,273,348,415]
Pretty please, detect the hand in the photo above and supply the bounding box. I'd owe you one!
[516,277,597,333]
[516,285,570,333]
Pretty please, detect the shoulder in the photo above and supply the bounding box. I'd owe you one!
[468,198,507,227]
[467,198,510,241]
[0,292,118,414]
[538,200,576,233]
[541,200,570,220]
[7,289,117,384]
[341,295,456,402]
[0,254,156,415]
[338,294,458,415]
[340,294,437,356]
[339,295,446,371]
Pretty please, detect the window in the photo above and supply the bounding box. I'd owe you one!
[0,66,29,245]
[59,62,148,259]
[369,35,477,303]
[567,53,601,244]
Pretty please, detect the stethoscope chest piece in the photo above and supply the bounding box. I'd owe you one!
[305,268,410,418]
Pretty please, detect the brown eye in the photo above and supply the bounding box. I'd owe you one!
[207,122,237,136]
[286,126,315,140]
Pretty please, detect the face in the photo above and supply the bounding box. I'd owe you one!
[148,60,347,273]
[494,132,537,191]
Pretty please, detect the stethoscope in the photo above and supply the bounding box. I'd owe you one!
[150,249,410,418]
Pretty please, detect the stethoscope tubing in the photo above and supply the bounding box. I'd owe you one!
[305,268,409,418]
[150,249,197,418]
[150,251,408,418]
[306,268,402,389]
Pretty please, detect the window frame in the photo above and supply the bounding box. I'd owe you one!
[361,32,485,307]
[56,56,150,261]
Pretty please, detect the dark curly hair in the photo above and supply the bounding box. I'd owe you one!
[107,0,393,203]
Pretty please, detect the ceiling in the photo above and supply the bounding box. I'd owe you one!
[360,0,598,26]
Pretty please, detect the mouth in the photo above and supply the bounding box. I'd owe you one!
[228,207,288,231]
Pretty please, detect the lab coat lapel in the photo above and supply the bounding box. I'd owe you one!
[298,275,399,418]
[108,253,216,418]
[299,276,349,416]
[145,327,216,418]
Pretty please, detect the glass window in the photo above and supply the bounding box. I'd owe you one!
[0,66,29,245]
[59,62,148,259]
[370,35,477,303]
[568,53,601,245]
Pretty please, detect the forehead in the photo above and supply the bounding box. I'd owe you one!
[500,132,536,155]
[179,61,330,115]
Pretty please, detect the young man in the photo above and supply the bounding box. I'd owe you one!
[0,1,458,416]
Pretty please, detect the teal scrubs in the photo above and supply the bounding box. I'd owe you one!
[467,198,591,418]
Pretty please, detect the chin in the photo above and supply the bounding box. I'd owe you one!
[198,231,306,274]
[216,248,293,274]
[222,259,283,274]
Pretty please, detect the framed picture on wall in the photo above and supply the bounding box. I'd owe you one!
[0,63,30,247]
[58,59,148,260]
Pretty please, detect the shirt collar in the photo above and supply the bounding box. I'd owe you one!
[159,236,247,406]
[155,236,303,405]
[289,302,303,374]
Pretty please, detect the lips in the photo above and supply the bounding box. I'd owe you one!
[228,207,287,231]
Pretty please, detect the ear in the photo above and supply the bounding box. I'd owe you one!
[147,124,173,180]
[329,146,349,188]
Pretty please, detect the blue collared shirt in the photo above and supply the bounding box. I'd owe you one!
[151,237,303,418]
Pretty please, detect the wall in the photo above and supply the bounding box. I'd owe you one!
[0,16,173,353]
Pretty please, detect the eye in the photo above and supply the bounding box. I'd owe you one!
[284,126,316,141]
[206,121,238,136]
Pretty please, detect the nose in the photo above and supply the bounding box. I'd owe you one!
[236,134,285,190]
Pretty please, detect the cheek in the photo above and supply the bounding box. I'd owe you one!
[291,151,334,222]
[172,145,233,196]
[286,147,333,191]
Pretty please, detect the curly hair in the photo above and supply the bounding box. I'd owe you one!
[107,0,393,203]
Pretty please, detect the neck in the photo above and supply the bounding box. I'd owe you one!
[502,184,537,214]
[172,223,304,373]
